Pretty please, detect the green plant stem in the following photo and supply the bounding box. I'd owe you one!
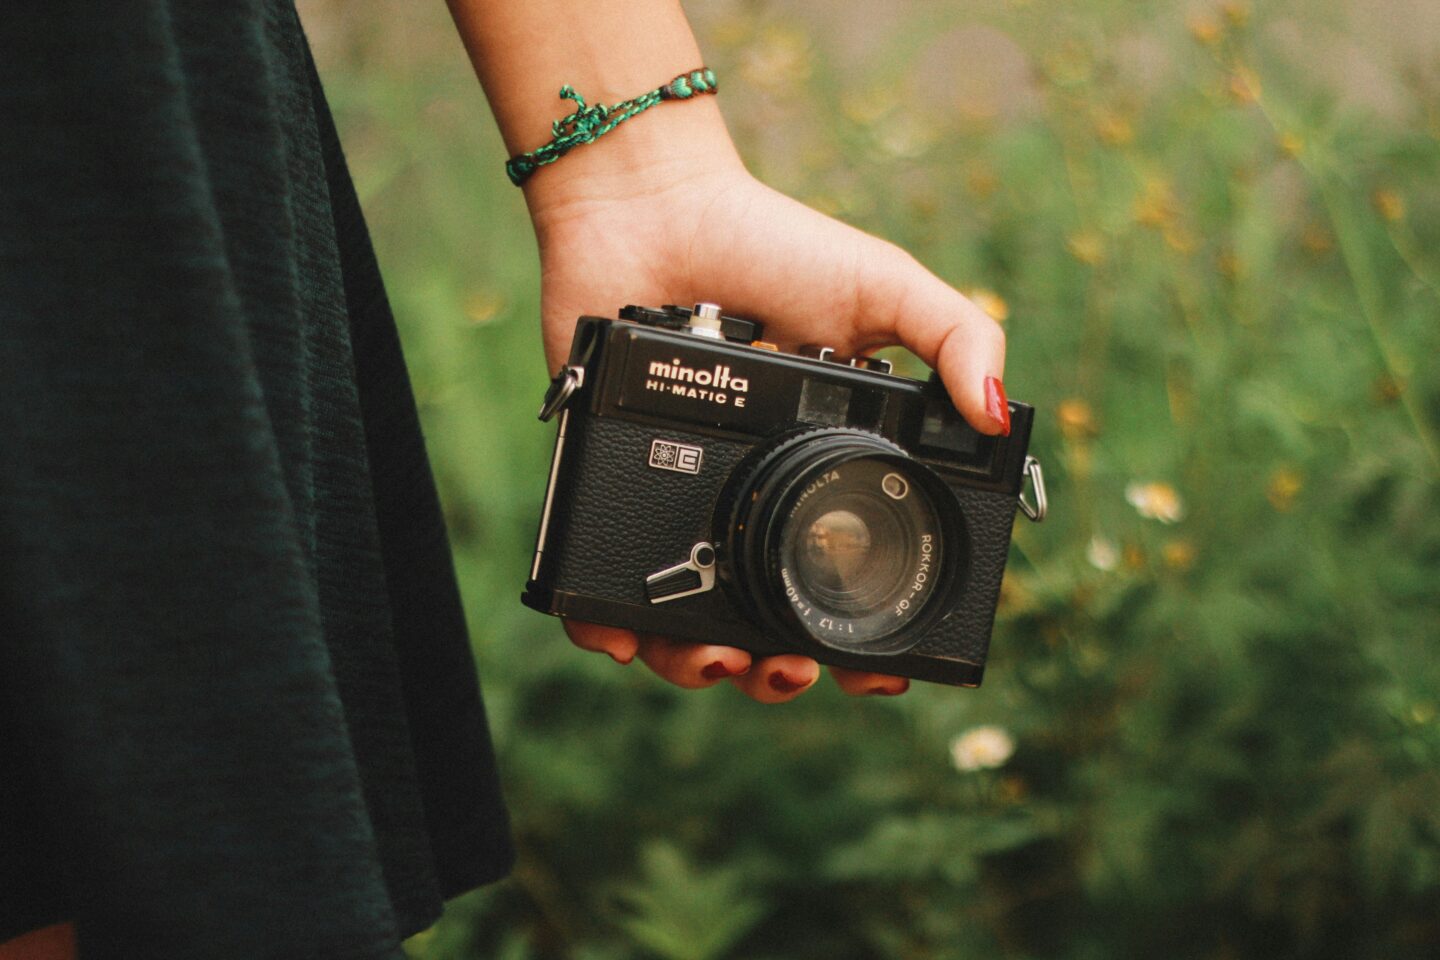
[1383,219,1440,300]
[1253,101,1440,476]
[1318,177,1440,475]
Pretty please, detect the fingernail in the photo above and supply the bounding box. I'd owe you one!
[769,672,807,693]
[984,377,1012,436]
[869,679,910,696]
[701,661,734,680]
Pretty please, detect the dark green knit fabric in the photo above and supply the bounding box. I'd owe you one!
[0,2,514,956]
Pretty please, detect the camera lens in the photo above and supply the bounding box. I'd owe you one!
[720,430,966,656]
[799,508,880,606]
[794,498,909,615]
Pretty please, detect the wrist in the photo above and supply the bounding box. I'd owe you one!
[520,93,746,230]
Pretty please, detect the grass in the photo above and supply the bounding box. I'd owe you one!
[304,1,1440,956]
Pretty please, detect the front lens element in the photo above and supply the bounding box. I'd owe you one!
[721,429,965,657]
[800,508,877,604]
[795,498,910,616]
[776,457,949,651]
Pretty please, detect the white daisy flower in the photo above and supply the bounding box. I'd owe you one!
[950,725,1015,772]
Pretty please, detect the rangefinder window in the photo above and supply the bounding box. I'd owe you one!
[797,377,887,431]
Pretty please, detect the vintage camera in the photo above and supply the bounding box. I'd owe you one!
[522,304,1047,686]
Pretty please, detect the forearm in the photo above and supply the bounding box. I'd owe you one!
[445,0,742,219]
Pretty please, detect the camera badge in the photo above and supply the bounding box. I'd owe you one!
[648,438,704,475]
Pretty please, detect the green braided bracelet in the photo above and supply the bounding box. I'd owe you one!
[505,68,718,187]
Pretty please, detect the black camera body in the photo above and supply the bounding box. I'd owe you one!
[522,304,1045,686]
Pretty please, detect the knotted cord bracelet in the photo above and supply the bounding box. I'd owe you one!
[505,68,719,187]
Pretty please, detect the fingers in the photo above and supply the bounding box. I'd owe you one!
[636,635,751,689]
[566,622,754,688]
[567,622,908,700]
[564,620,640,665]
[852,242,1009,436]
[828,666,910,697]
[729,655,820,703]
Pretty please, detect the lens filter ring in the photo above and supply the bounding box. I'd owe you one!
[720,429,967,656]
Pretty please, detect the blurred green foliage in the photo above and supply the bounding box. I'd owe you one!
[305,0,1440,957]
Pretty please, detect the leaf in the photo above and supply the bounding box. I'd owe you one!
[606,842,769,960]
[823,812,1049,886]
[1357,791,1411,897]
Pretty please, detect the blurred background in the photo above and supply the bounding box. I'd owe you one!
[299,1,1440,957]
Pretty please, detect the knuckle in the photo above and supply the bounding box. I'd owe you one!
[962,304,1005,345]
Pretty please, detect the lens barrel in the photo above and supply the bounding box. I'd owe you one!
[719,429,966,656]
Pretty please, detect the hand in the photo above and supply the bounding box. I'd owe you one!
[530,159,1007,703]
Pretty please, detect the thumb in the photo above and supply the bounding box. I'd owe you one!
[849,241,1010,436]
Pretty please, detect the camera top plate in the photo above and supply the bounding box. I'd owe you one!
[556,306,1037,497]
[619,303,764,344]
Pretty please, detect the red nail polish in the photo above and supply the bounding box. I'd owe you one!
[701,661,732,680]
[984,377,1011,436]
[769,672,806,693]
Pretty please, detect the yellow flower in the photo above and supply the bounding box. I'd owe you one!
[804,194,843,218]
[1095,110,1134,146]
[1057,398,1098,441]
[997,575,1034,614]
[1301,222,1333,256]
[1133,178,1177,228]
[1067,230,1106,266]
[1373,189,1405,222]
[1228,68,1262,103]
[950,726,1015,772]
[1187,14,1222,45]
[1222,1,1251,27]
[1165,226,1198,255]
[1267,468,1303,511]
[463,290,505,326]
[1372,373,1405,405]
[965,288,1010,324]
[908,189,941,221]
[1218,249,1242,279]
[966,165,1000,198]
[1162,539,1197,571]
[1126,481,1185,523]
[1277,131,1304,157]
